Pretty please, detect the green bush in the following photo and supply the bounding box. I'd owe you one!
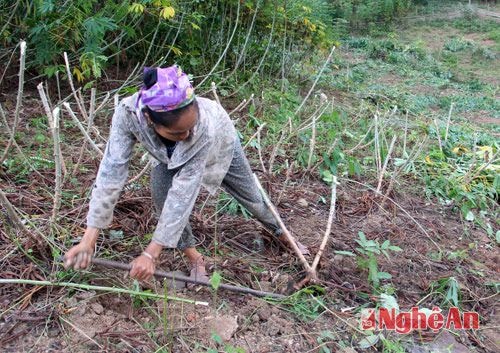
[1,0,335,82]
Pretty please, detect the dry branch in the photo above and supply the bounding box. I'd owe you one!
[0,278,208,305]
[37,83,67,177]
[376,135,397,193]
[444,102,454,143]
[433,119,443,153]
[0,41,26,165]
[0,189,46,252]
[256,125,267,173]
[127,160,152,185]
[306,113,317,171]
[63,52,88,121]
[253,174,316,280]
[294,45,336,115]
[311,176,338,271]
[49,107,63,224]
[210,82,221,105]
[63,102,104,156]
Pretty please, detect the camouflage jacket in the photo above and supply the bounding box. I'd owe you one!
[86,94,236,247]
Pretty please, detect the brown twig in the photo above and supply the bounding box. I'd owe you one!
[0,41,26,165]
[49,107,63,224]
[253,174,316,280]
[37,82,67,176]
[210,81,221,105]
[63,52,88,121]
[376,135,397,194]
[311,176,338,271]
[63,102,104,156]
[0,189,46,253]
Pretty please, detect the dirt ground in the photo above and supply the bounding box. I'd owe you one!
[1,153,499,352]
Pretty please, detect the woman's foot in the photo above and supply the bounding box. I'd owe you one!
[183,247,210,288]
[188,256,209,283]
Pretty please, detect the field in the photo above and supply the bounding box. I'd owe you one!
[0,3,499,353]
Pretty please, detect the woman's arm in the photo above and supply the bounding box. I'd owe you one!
[86,103,136,229]
[64,102,136,269]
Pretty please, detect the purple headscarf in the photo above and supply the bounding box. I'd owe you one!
[137,65,195,115]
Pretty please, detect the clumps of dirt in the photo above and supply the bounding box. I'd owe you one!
[464,110,499,127]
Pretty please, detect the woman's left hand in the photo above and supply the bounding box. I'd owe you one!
[130,255,155,281]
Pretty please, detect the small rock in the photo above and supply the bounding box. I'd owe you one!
[257,307,271,321]
[259,281,273,293]
[297,198,309,207]
[252,314,260,323]
[209,315,238,341]
[90,303,104,315]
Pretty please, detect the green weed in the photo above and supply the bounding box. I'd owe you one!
[355,232,402,290]
[429,277,462,308]
[444,37,472,52]
[207,333,245,353]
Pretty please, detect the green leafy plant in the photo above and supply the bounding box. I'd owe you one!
[429,276,462,308]
[316,331,336,353]
[270,286,327,321]
[207,333,246,353]
[355,232,402,290]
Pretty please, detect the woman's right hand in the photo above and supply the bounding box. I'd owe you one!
[64,241,95,269]
[63,227,99,270]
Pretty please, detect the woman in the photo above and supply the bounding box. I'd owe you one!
[64,65,308,282]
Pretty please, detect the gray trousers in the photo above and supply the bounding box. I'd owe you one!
[150,140,280,250]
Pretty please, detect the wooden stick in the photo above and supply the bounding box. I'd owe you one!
[268,129,286,174]
[72,88,98,175]
[0,41,26,165]
[376,135,397,194]
[311,176,338,271]
[127,160,152,185]
[91,258,285,299]
[210,82,221,105]
[49,107,62,224]
[0,189,46,252]
[433,119,443,153]
[243,122,266,150]
[374,112,382,173]
[294,45,336,115]
[256,125,267,174]
[444,102,454,143]
[37,83,67,179]
[63,103,104,156]
[253,174,316,279]
[63,52,88,121]
[306,112,317,171]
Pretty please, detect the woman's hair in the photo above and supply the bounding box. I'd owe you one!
[142,67,197,128]
[143,100,197,128]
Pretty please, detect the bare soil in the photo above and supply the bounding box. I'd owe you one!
[1,145,498,352]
